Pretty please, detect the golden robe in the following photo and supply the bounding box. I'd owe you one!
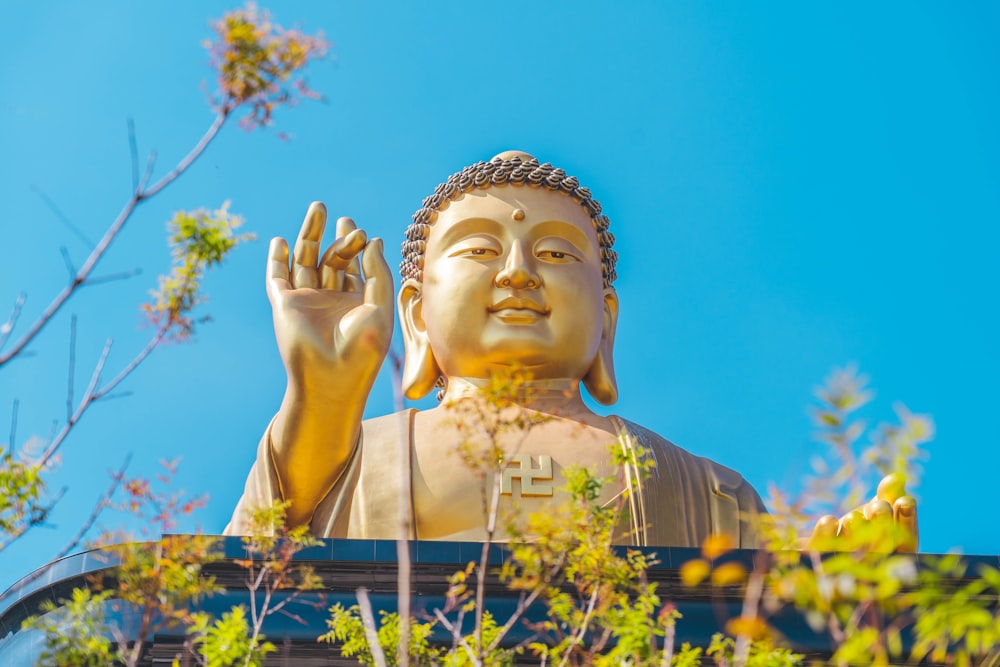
[225,410,765,548]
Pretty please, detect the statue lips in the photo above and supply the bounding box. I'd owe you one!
[488,295,550,324]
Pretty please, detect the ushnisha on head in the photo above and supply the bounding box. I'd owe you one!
[401,150,618,289]
[396,150,621,406]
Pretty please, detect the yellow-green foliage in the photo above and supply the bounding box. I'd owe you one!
[206,2,329,129]
[322,606,446,667]
[22,588,114,667]
[0,445,45,548]
[143,202,254,339]
[185,606,276,667]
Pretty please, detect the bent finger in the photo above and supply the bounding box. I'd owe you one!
[319,228,368,274]
[336,216,363,277]
[894,496,919,553]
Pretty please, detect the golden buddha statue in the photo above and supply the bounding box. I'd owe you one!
[226,151,917,550]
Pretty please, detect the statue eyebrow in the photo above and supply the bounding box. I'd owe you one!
[434,217,504,250]
[531,220,596,257]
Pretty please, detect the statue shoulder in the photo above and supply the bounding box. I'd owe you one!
[612,416,764,506]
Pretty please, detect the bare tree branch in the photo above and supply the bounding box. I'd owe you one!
[60,247,75,277]
[0,294,26,351]
[127,117,140,193]
[8,399,18,447]
[51,455,132,561]
[30,185,94,249]
[39,338,112,467]
[357,587,389,667]
[85,267,142,287]
[66,315,77,423]
[142,111,228,199]
[0,111,229,367]
[140,151,157,191]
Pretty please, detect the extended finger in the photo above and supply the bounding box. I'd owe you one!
[362,238,393,309]
[266,237,291,303]
[336,216,363,277]
[876,472,908,505]
[292,202,327,288]
[893,496,919,553]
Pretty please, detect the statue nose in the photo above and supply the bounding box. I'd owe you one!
[494,241,540,289]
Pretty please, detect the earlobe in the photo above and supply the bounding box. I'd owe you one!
[398,279,442,400]
[583,289,619,406]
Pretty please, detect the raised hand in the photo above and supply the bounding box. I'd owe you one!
[267,202,393,396]
[809,473,919,553]
[266,202,394,525]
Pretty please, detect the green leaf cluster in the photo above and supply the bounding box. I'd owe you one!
[144,202,253,339]
[206,3,329,129]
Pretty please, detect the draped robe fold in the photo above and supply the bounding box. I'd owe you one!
[225,410,765,548]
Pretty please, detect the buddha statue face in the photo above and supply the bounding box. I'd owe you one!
[398,153,620,405]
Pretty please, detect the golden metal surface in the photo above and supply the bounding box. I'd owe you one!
[227,151,917,550]
[500,455,554,497]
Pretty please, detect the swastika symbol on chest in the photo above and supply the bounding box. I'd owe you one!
[500,454,554,497]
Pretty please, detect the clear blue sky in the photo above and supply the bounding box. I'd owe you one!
[2,2,998,591]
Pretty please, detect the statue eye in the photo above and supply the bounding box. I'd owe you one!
[448,236,502,258]
[534,236,585,263]
[537,249,580,262]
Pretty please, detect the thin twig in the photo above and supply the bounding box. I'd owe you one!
[435,608,480,666]
[84,267,142,286]
[127,117,139,192]
[142,111,227,198]
[556,586,600,667]
[39,338,112,467]
[60,247,75,277]
[92,328,167,401]
[8,399,18,447]
[40,325,168,468]
[0,294,26,351]
[487,584,547,653]
[139,151,157,191]
[51,455,132,561]
[30,185,94,248]
[357,587,389,667]
[96,391,133,403]
[66,315,77,423]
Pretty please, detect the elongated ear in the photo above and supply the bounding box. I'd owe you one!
[583,289,619,405]
[398,279,442,400]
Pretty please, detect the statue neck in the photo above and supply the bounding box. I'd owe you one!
[440,376,593,418]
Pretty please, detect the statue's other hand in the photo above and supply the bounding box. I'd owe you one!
[808,473,919,553]
[266,202,393,397]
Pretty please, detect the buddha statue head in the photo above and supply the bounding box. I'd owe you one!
[397,151,621,405]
